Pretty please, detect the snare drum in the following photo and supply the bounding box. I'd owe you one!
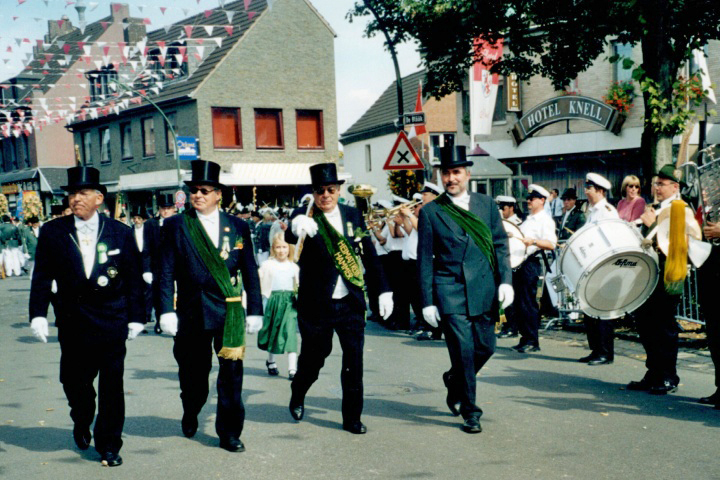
[558,219,659,319]
[502,220,527,269]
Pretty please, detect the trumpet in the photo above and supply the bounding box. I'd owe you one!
[364,199,423,229]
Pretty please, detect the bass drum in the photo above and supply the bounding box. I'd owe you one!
[502,220,527,269]
[558,219,659,319]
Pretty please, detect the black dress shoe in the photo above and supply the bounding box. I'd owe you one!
[442,372,461,416]
[649,380,678,395]
[342,421,367,434]
[516,344,541,353]
[181,414,198,438]
[72,425,91,450]
[461,416,482,434]
[288,371,296,381]
[578,354,595,363]
[698,390,720,405]
[587,356,613,366]
[266,361,279,376]
[100,452,123,467]
[219,437,245,452]
[497,331,518,338]
[289,401,304,421]
[626,378,653,391]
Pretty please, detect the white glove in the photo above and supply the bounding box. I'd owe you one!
[378,292,394,320]
[159,312,179,336]
[422,306,441,329]
[30,317,49,343]
[291,215,318,238]
[142,272,153,284]
[51,280,58,294]
[127,322,145,340]
[245,315,264,334]
[498,283,515,310]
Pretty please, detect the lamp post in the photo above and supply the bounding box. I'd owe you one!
[111,79,183,188]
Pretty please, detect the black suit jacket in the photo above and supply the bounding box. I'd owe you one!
[159,209,262,332]
[558,208,586,241]
[417,193,512,316]
[29,214,145,339]
[285,204,390,319]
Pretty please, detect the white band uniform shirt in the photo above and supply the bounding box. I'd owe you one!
[586,198,618,223]
[324,206,350,299]
[401,227,418,261]
[506,213,522,226]
[74,212,99,278]
[520,209,557,255]
[372,224,390,256]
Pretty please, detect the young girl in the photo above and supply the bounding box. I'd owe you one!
[257,233,300,379]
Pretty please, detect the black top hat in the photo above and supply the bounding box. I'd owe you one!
[61,166,107,195]
[157,193,175,208]
[130,205,149,219]
[309,163,344,187]
[561,188,577,200]
[185,160,224,189]
[439,145,474,169]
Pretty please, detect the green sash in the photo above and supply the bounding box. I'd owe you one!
[435,193,497,272]
[314,210,365,288]
[183,211,246,361]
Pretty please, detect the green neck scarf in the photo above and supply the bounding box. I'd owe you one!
[435,192,496,272]
[313,209,365,288]
[183,211,246,360]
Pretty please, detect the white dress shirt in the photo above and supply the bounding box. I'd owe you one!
[520,209,557,256]
[74,212,99,278]
[506,213,522,226]
[197,208,220,248]
[449,191,471,211]
[586,198,619,224]
[324,206,350,299]
[134,224,145,252]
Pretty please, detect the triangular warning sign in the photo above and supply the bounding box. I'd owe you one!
[383,131,423,170]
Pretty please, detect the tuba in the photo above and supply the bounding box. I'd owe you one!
[682,144,720,244]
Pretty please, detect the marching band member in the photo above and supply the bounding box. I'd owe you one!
[417,146,513,433]
[628,165,702,394]
[496,195,522,226]
[579,173,618,365]
[512,185,557,353]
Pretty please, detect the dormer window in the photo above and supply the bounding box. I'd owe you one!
[148,43,188,83]
[86,66,118,102]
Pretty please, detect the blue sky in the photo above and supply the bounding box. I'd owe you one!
[0,0,422,136]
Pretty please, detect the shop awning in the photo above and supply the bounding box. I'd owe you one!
[117,169,188,191]
[471,156,513,178]
[0,167,69,194]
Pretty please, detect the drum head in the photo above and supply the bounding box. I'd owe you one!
[576,250,659,319]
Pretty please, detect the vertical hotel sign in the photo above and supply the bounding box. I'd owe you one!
[506,73,521,112]
[469,37,503,139]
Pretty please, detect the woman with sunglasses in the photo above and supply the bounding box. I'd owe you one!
[617,175,646,223]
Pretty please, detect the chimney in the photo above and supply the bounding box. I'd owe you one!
[111,3,130,21]
[47,15,74,41]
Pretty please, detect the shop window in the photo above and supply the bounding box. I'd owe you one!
[365,144,372,172]
[82,130,93,165]
[142,117,155,157]
[121,122,133,161]
[212,107,242,149]
[148,44,188,83]
[99,127,111,165]
[296,110,324,150]
[612,42,633,83]
[255,109,284,149]
[165,112,177,154]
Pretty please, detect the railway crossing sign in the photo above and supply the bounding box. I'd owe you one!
[383,131,424,170]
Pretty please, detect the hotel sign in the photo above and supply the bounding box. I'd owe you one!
[510,95,625,145]
[505,74,521,112]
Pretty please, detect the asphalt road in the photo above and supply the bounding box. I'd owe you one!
[1,274,719,479]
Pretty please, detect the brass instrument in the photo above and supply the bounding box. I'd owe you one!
[365,199,423,230]
[683,144,720,244]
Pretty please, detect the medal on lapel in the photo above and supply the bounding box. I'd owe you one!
[97,243,108,264]
[107,266,118,279]
[220,235,231,260]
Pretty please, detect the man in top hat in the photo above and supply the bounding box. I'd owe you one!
[558,188,585,241]
[158,160,263,452]
[629,165,701,394]
[28,166,145,467]
[417,146,513,434]
[130,205,156,329]
[511,184,557,354]
[285,162,393,434]
[496,195,522,226]
[579,173,619,365]
[146,193,177,334]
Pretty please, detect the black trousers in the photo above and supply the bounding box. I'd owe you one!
[292,298,365,423]
[386,251,410,329]
[698,245,720,388]
[441,312,496,419]
[58,328,126,455]
[173,329,245,439]
[501,270,520,334]
[635,278,681,384]
[514,258,542,347]
[585,317,614,359]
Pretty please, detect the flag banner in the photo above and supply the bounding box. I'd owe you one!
[469,37,503,139]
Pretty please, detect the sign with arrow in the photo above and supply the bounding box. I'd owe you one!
[383,131,424,170]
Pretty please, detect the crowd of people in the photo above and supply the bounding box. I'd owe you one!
[19,152,719,467]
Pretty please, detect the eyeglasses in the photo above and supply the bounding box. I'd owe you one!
[653,181,673,187]
[189,187,218,195]
[627,185,640,189]
[313,185,339,195]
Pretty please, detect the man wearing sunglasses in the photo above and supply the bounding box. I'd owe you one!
[158,160,263,452]
[285,163,392,435]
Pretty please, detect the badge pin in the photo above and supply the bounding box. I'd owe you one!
[97,242,108,264]
[224,227,231,232]
[97,275,109,287]
[107,267,118,278]
[220,250,229,260]
[347,222,354,237]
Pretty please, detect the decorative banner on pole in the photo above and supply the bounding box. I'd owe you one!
[469,37,503,140]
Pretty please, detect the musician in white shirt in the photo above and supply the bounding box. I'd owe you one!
[496,195,523,226]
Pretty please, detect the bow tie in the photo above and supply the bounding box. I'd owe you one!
[76,223,96,235]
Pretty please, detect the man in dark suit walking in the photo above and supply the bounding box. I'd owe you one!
[131,205,156,329]
[417,146,513,434]
[146,193,177,334]
[285,163,393,434]
[158,160,263,452]
[29,166,145,467]
[558,188,586,242]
